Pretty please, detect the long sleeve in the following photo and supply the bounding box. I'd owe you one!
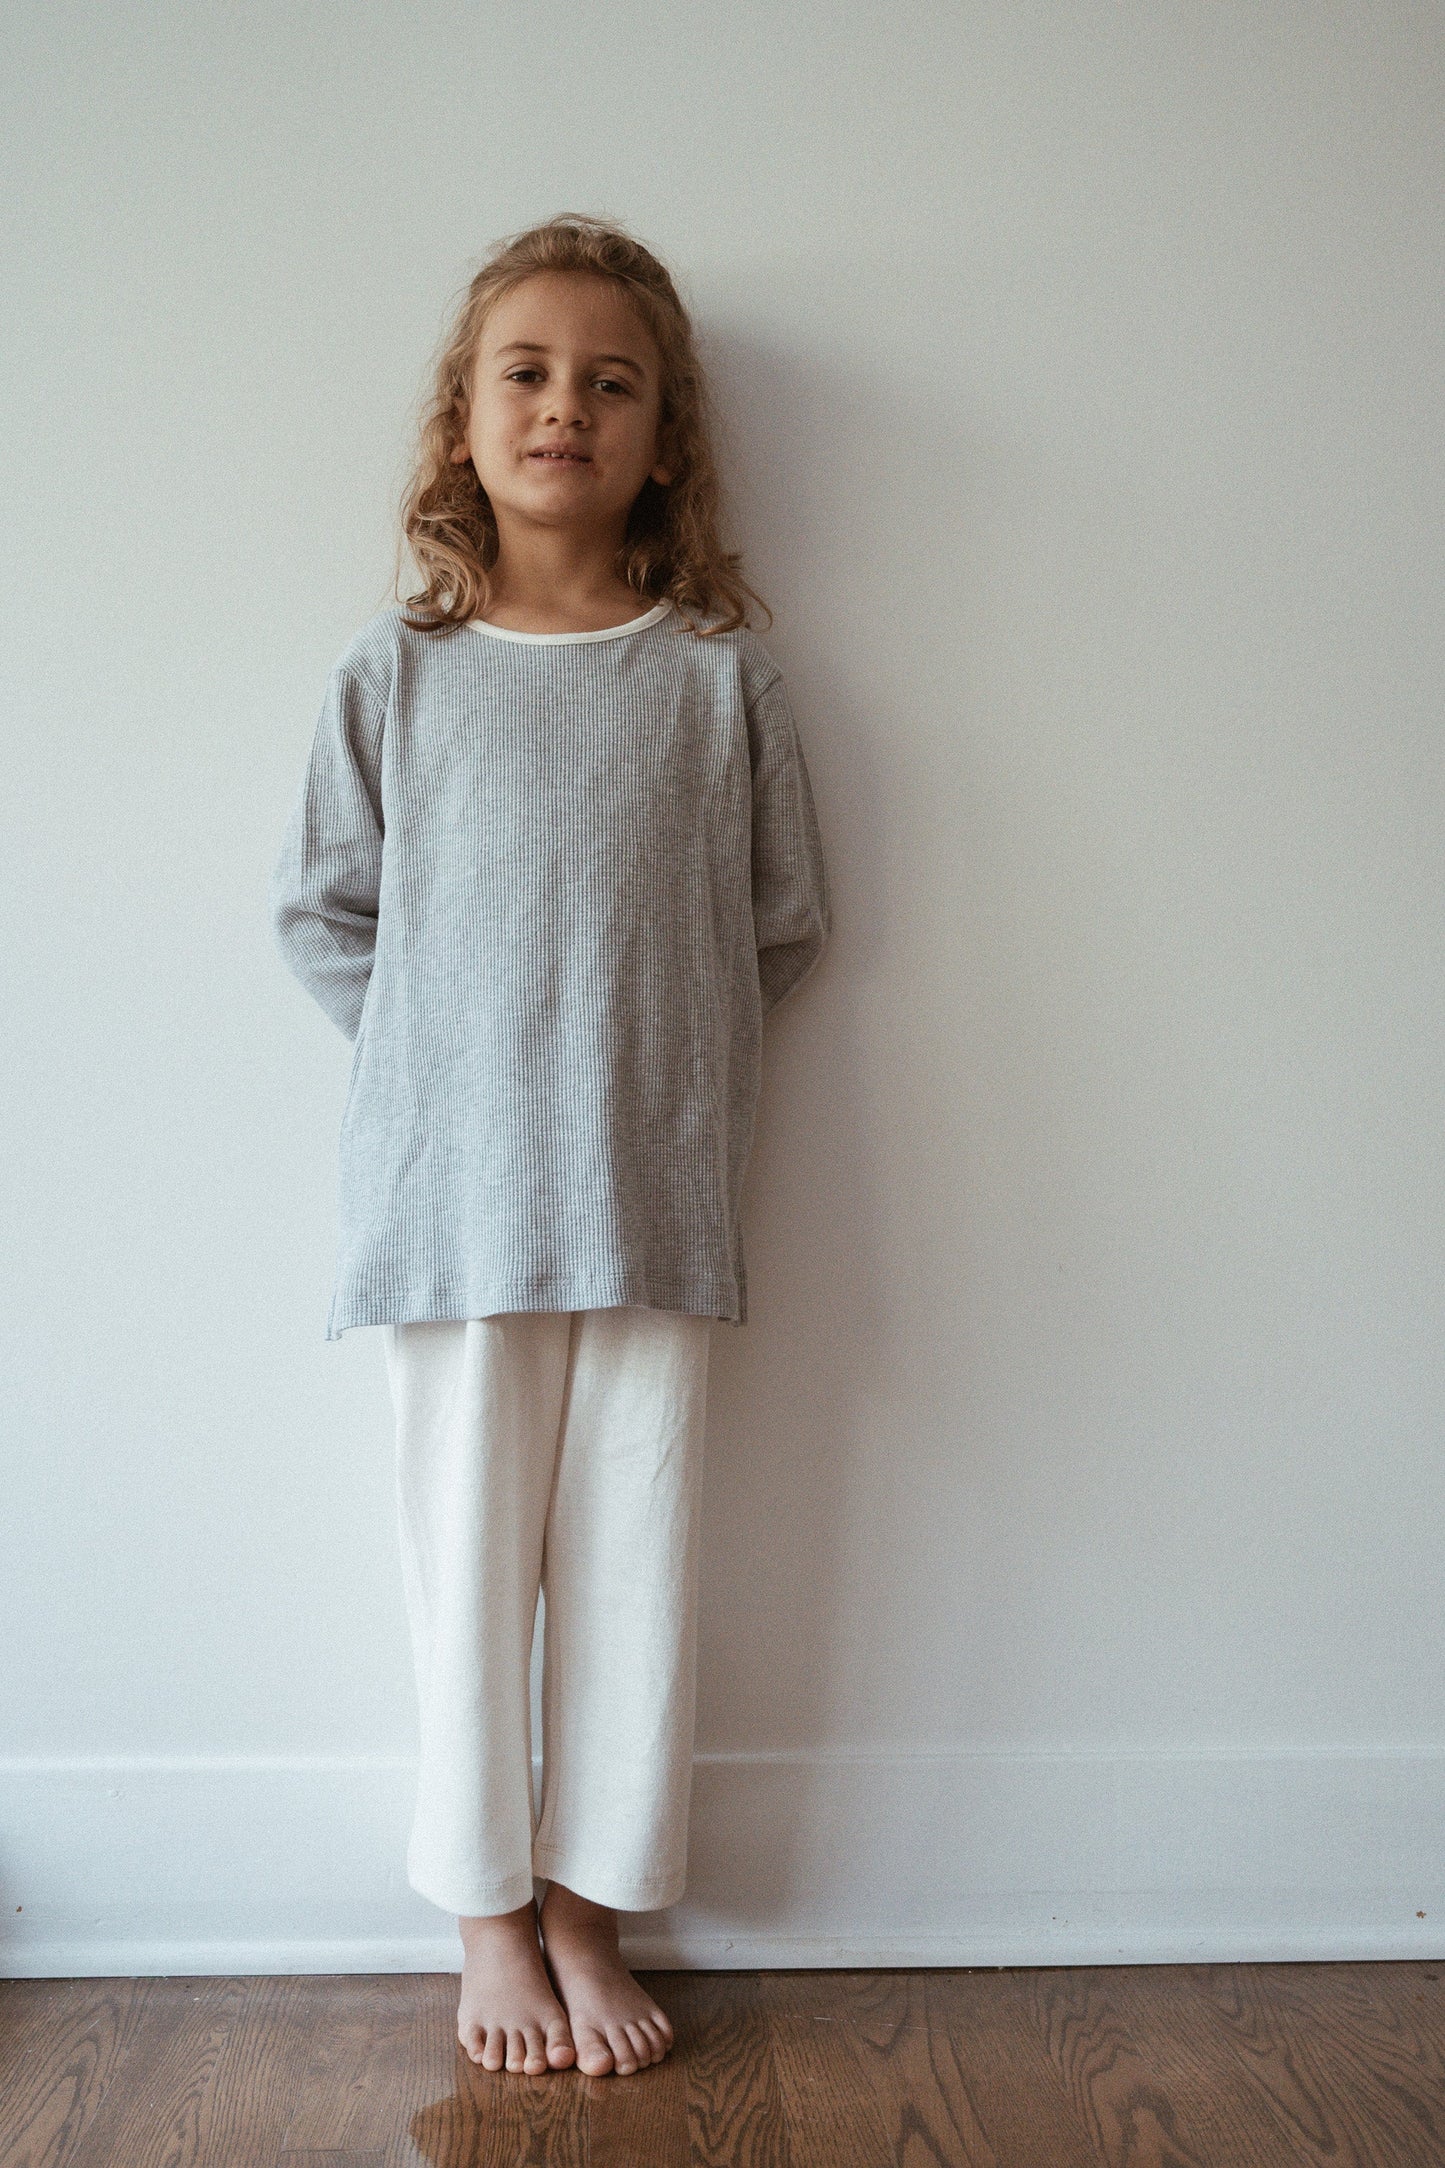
[268,663,386,1042]
[746,670,830,1017]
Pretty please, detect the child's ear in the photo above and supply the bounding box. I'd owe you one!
[650,415,676,489]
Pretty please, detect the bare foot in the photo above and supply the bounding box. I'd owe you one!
[457,1900,577,2074]
[537,1879,675,2076]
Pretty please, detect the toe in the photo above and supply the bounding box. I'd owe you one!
[638,2017,669,2062]
[546,2018,577,2068]
[608,2023,639,2074]
[505,2026,532,2072]
[458,2022,484,2065]
[480,2027,507,2073]
[630,2017,660,2065]
[521,2024,548,2073]
[574,2024,614,2075]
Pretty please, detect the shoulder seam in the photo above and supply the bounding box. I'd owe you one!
[335,659,389,714]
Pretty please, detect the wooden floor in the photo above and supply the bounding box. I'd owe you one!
[3,1963,1444,2166]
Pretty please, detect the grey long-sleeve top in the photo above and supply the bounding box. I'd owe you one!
[268,597,830,1340]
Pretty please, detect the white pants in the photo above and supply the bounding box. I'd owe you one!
[382,1306,713,1918]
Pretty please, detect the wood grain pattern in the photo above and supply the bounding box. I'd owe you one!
[1182,1961,1445,2167]
[852,1972,1004,2167]
[0,1979,151,2168]
[927,1968,1104,2166]
[1026,1965,1213,2168]
[583,1977,689,2168]
[28,1977,256,2168]
[1104,1964,1339,2165]
[282,1975,431,2158]
[667,1971,792,2167]
[4,1964,1445,2167]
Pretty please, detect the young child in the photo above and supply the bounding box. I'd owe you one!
[269,214,829,2080]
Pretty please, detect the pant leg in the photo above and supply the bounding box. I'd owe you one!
[532,1305,713,1912]
[383,1312,573,1918]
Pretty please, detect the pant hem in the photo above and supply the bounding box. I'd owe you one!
[408,1862,538,1918]
[533,1844,687,1914]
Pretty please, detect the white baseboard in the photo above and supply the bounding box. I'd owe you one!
[3,1746,1443,1977]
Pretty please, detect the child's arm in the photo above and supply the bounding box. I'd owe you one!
[268,664,385,1042]
[747,671,830,1016]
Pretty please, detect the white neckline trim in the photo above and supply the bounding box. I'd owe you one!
[463,598,674,644]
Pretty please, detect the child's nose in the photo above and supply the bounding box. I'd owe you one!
[541,378,591,427]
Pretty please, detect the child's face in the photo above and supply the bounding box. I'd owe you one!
[453,272,672,538]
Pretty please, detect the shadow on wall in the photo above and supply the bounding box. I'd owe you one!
[688,322,1040,1909]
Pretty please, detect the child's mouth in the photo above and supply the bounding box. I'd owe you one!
[529,451,591,466]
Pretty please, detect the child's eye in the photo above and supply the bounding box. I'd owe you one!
[504,369,630,395]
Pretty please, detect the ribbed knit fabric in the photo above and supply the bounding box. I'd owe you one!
[268,598,830,1340]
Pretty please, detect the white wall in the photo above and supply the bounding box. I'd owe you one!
[4,0,1444,1974]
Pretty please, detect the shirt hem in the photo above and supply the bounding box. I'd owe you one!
[325,1273,745,1340]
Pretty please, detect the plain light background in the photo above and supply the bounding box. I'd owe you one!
[3,0,1443,1971]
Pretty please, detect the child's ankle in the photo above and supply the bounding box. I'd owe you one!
[540,1879,615,1925]
[459,1898,537,1945]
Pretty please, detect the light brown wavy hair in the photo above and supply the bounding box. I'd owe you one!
[393,214,771,638]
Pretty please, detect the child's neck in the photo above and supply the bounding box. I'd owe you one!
[481,532,649,636]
